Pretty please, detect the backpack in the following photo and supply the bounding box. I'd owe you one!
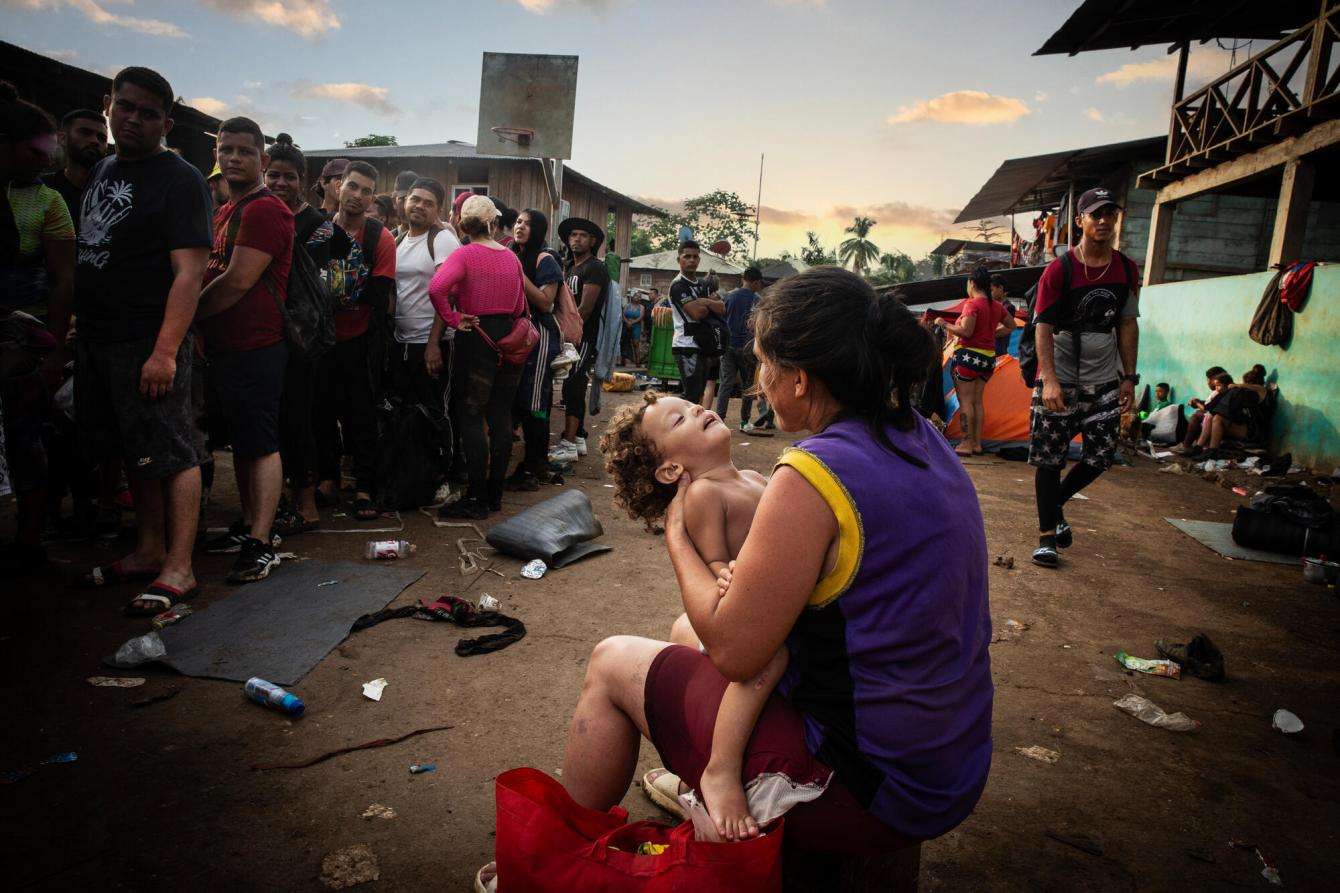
[375,400,450,509]
[669,277,727,356]
[226,191,335,360]
[394,223,444,260]
[1249,268,1293,348]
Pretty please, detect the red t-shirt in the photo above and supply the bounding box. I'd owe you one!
[200,192,294,353]
[957,296,1007,352]
[333,220,397,342]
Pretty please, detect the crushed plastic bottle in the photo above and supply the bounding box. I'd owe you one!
[366,539,416,560]
[478,594,500,612]
[110,631,167,668]
[521,559,547,579]
[1271,709,1304,734]
[1112,693,1199,732]
[245,677,306,717]
[151,602,193,629]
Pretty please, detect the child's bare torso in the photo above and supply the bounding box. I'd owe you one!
[687,469,768,565]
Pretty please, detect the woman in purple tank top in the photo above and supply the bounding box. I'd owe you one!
[539,267,994,870]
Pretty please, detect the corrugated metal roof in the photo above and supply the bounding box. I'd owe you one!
[758,258,809,280]
[629,250,744,275]
[306,140,665,216]
[931,239,1010,257]
[954,136,1165,223]
[878,265,1045,306]
[1034,0,1314,56]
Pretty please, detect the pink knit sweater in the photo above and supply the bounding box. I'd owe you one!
[428,242,527,329]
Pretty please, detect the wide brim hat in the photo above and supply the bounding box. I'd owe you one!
[558,216,605,252]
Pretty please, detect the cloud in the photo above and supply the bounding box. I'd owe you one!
[292,81,399,116]
[199,1,339,38]
[1084,107,1104,123]
[1034,91,1049,103]
[887,90,1031,126]
[190,96,231,118]
[759,206,813,226]
[1096,49,1230,88]
[42,47,79,61]
[829,201,960,234]
[508,0,618,13]
[4,0,186,37]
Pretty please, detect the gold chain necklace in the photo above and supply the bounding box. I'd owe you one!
[1075,241,1112,282]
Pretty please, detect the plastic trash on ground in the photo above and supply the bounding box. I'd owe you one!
[1272,709,1304,734]
[110,631,166,668]
[478,594,500,612]
[521,559,547,579]
[245,677,306,717]
[362,678,388,701]
[87,676,146,687]
[1014,745,1061,763]
[1112,693,1199,731]
[1114,651,1182,679]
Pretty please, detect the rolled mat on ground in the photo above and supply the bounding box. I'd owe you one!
[109,561,425,685]
[486,489,611,568]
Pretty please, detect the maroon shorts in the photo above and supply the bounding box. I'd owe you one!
[644,644,912,858]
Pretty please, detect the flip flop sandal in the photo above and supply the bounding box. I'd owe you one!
[474,862,497,893]
[642,768,688,820]
[124,582,198,617]
[353,497,380,521]
[79,561,160,589]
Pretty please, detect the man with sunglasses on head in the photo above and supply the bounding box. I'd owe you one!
[57,66,213,616]
[1028,187,1141,570]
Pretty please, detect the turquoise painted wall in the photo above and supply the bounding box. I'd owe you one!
[1139,265,1339,470]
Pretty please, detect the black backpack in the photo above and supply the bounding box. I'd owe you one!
[375,401,450,509]
[1017,252,1071,389]
[227,191,335,360]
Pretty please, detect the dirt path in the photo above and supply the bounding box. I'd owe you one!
[2,388,1335,890]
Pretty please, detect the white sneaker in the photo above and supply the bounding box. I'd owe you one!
[575,436,588,457]
[549,439,579,464]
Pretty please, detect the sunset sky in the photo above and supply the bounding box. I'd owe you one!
[2,0,1244,259]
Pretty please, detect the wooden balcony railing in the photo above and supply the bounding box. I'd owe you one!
[1140,1,1339,187]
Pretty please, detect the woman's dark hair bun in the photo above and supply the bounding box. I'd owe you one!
[752,266,936,443]
[273,132,294,145]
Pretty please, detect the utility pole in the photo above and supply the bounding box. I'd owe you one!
[754,153,764,261]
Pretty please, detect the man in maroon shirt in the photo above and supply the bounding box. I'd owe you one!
[196,117,294,583]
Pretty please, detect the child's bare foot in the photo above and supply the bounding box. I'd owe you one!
[699,761,759,841]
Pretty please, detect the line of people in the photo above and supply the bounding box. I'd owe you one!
[0,66,618,606]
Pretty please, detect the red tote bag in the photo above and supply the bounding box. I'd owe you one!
[494,767,783,892]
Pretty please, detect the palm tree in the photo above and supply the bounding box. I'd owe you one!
[875,251,916,284]
[839,216,881,275]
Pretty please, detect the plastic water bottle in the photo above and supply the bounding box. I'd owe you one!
[366,539,416,560]
[245,677,305,717]
[111,631,167,667]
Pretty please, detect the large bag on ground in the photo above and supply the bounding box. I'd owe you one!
[494,767,783,893]
[486,489,610,567]
[374,401,449,509]
[1145,403,1185,444]
[1233,485,1338,556]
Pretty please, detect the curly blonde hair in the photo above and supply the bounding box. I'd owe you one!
[599,391,676,531]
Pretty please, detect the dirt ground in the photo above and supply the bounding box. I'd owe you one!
[2,386,1337,891]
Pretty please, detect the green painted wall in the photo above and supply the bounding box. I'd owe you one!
[1139,265,1339,470]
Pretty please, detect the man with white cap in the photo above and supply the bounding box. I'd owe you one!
[1029,186,1141,569]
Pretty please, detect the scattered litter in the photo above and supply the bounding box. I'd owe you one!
[1271,709,1304,734]
[1239,456,1261,469]
[1114,651,1182,680]
[108,631,166,668]
[1231,486,1249,496]
[1230,841,1282,886]
[1113,693,1199,731]
[251,725,452,771]
[1148,449,1174,459]
[1014,745,1061,764]
[991,619,1028,643]
[275,551,302,560]
[1156,634,1226,681]
[1044,831,1102,857]
[361,803,396,820]
[320,844,380,889]
[86,676,145,688]
[409,762,436,775]
[362,678,388,702]
[521,559,548,579]
[602,484,614,488]
[245,677,306,717]
[129,689,180,710]
[1159,463,1184,475]
[993,555,1014,569]
[151,603,193,629]
[317,579,341,588]
[478,594,501,612]
[1071,493,1090,501]
[365,539,415,560]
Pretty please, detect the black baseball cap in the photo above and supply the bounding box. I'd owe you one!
[1077,186,1121,216]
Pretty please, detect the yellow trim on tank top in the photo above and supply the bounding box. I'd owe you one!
[774,447,863,608]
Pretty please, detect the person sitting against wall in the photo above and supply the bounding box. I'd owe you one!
[1171,365,1227,454]
[1181,367,1266,457]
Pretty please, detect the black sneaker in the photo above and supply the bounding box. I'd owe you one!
[205,518,249,554]
[439,498,488,520]
[227,536,279,584]
[1055,521,1073,549]
[1031,544,1060,568]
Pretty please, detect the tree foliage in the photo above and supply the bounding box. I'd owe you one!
[636,190,757,264]
[867,251,917,286]
[838,216,881,275]
[344,134,398,148]
[799,231,838,266]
